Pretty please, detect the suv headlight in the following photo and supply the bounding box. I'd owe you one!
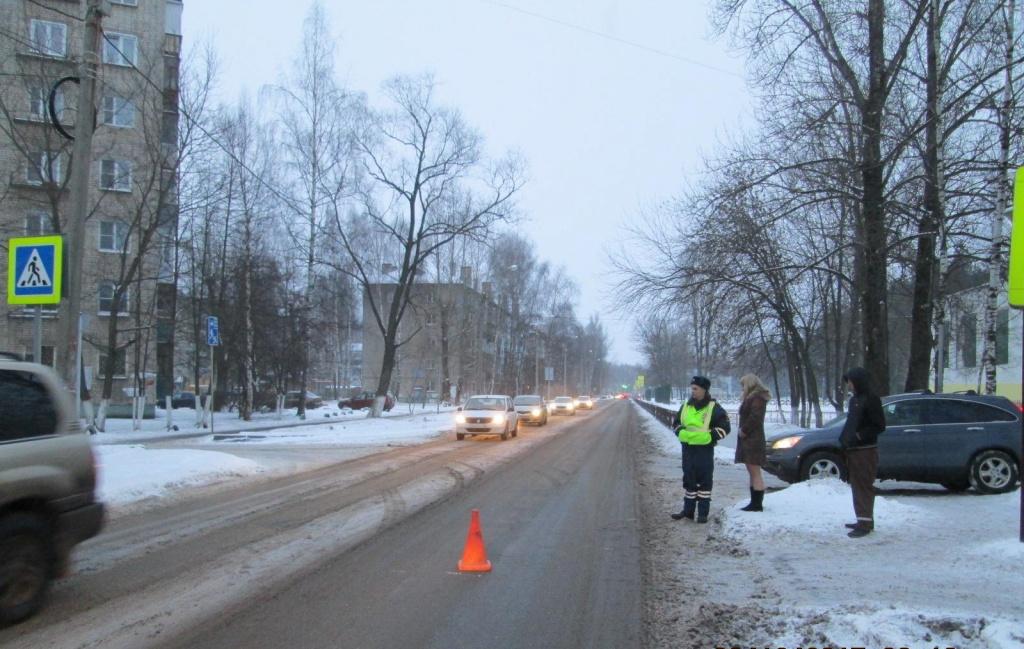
[493,413,506,425]
[455,414,466,424]
[531,408,541,416]
[771,435,803,450]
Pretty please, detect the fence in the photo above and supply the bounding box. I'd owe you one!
[634,399,814,429]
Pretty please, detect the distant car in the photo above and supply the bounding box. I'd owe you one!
[0,359,104,625]
[551,396,576,416]
[764,392,1022,494]
[616,392,629,400]
[169,391,197,409]
[455,394,519,440]
[576,395,594,410]
[338,391,395,411]
[513,394,548,426]
[284,391,323,409]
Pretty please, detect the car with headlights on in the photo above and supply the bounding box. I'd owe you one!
[764,391,1022,494]
[575,395,594,410]
[455,395,519,440]
[513,394,548,426]
[550,396,576,416]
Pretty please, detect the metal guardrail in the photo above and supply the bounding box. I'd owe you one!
[633,399,676,430]
[634,399,797,429]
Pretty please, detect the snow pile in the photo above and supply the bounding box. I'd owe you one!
[95,445,262,506]
[767,607,1024,649]
[209,412,452,447]
[722,478,925,537]
[92,411,456,508]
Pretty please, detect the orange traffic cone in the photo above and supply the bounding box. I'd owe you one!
[457,509,492,572]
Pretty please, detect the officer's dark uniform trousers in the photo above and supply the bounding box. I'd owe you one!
[681,443,714,519]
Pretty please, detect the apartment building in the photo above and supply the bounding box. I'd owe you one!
[0,0,182,404]
[941,285,1022,402]
[361,281,508,403]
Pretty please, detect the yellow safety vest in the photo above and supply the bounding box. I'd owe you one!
[678,400,715,445]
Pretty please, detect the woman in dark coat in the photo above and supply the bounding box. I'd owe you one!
[735,373,770,511]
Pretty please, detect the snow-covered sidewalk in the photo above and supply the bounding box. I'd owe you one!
[635,402,1024,649]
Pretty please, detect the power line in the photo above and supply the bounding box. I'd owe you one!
[99,31,304,213]
[477,0,743,78]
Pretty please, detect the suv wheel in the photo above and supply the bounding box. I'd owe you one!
[800,451,846,482]
[0,514,51,627]
[970,450,1019,494]
[511,420,518,438]
[456,433,465,441]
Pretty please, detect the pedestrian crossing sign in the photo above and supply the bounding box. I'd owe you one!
[7,235,62,305]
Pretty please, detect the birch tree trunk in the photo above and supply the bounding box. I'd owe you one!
[982,0,1015,394]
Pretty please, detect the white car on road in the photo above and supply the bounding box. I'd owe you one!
[550,396,576,416]
[455,395,519,441]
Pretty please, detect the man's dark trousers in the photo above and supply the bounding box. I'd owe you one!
[846,447,878,530]
[682,443,715,519]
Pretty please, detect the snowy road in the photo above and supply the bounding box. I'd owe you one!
[0,401,643,649]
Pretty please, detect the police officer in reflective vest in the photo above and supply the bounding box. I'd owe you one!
[671,375,731,523]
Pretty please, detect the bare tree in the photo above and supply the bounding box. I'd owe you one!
[327,74,522,416]
[275,2,359,416]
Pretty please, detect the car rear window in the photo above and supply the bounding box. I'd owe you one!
[929,399,1017,424]
[513,396,542,405]
[0,370,59,442]
[465,397,506,410]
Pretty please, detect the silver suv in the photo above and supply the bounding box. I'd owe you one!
[0,360,104,625]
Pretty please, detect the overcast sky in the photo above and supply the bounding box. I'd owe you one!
[182,0,753,365]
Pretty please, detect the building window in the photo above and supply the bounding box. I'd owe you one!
[28,86,63,121]
[98,350,127,378]
[99,221,129,252]
[28,20,67,58]
[26,151,61,185]
[98,281,129,315]
[101,95,135,127]
[959,314,977,368]
[996,308,1009,365]
[110,0,138,6]
[25,212,51,236]
[161,110,178,144]
[102,32,138,66]
[25,346,55,367]
[99,159,132,192]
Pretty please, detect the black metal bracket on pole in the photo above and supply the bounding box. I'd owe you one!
[48,76,81,141]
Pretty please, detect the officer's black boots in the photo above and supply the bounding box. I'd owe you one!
[740,488,764,512]
[696,497,710,523]
[671,497,697,520]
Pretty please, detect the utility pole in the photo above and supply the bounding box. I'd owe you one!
[59,0,105,399]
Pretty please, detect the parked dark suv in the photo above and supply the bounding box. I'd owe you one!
[764,392,1022,494]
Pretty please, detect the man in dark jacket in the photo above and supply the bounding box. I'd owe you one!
[670,376,730,523]
[839,367,886,538]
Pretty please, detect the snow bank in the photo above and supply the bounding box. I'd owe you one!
[95,445,262,506]
[723,478,926,537]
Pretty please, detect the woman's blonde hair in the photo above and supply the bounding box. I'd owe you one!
[740,373,771,400]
